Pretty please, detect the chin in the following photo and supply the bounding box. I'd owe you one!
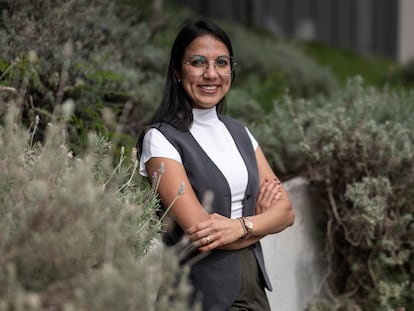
[196,102,218,109]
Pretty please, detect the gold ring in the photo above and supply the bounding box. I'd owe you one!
[206,236,210,244]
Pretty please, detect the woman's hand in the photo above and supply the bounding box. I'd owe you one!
[186,179,285,252]
[256,179,282,215]
[186,213,245,252]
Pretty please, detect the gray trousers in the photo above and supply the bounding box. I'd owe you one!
[227,247,271,311]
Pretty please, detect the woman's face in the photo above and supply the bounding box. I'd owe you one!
[178,34,232,109]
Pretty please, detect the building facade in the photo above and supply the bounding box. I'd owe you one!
[175,0,414,63]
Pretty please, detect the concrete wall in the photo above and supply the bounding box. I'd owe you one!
[262,176,325,311]
[398,0,414,63]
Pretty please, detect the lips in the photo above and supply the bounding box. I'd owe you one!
[198,85,219,94]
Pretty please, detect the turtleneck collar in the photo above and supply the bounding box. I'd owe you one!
[192,107,219,126]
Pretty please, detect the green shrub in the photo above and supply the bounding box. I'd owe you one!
[250,91,313,176]
[282,77,414,310]
[220,22,338,110]
[0,104,195,311]
[300,40,401,89]
[385,57,414,90]
[0,0,343,155]
[226,88,265,124]
[0,0,166,153]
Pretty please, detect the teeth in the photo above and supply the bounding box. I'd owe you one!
[201,85,217,90]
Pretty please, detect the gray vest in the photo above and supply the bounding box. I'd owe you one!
[152,115,272,311]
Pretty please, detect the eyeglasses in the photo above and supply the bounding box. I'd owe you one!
[183,55,237,76]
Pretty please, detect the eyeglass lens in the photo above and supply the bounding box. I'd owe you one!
[184,55,235,76]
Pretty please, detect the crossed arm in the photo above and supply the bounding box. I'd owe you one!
[145,147,295,252]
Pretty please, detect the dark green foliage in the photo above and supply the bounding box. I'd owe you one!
[387,57,414,89]
[0,0,344,154]
[300,40,401,89]
[0,0,166,153]
[222,22,339,111]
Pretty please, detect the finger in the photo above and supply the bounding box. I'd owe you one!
[257,182,267,198]
[198,237,217,252]
[257,181,271,200]
[271,183,283,201]
[188,229,209,241]
[192,237,206,248]
[269,189,281,203]
[274,191,282,201]
[186,218,211,235]
[269,180,281,193]
[260,184,280,207]
[193,235,212,249]
[262,181,277,202]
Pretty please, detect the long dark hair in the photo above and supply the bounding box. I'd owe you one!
[137,20,235,151]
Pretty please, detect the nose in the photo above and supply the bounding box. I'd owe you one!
[204,61,219,78]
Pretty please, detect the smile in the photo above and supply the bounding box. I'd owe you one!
[199,85,219,93]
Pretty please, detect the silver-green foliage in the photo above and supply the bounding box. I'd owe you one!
[285,77,413,310]
[254,76,413,309]
[251,92,307,174]
[226,88,265,124]
[0,106,194,311]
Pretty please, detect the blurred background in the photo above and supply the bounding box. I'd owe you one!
[176,0,414,64]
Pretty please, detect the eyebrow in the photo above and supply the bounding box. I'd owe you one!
[187,54,231,59]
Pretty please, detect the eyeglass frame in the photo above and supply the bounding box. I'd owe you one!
[182,55,237,76]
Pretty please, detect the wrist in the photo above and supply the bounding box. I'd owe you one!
[242,217,254,239]
[237,217,247,239]
[237,217,254,239]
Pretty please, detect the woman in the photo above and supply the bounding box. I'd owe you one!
[138,20,294,311]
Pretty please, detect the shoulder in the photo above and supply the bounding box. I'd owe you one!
[142,127,173,150]
[143,124,186,148]
[218,114,245,127]
[145,122,192,156]
[143,127,164,141]
[148,122,187,138]
[139,127,182,176]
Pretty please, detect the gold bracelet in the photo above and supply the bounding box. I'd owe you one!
[237,217,248,239]
[241,217,254,239]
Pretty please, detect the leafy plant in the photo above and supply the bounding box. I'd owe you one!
[284,77,414,310]
[0,0,167,153]
[0,103,195,311]
[221,21,338,110]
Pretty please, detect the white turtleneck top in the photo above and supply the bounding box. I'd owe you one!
[139,107,258,219]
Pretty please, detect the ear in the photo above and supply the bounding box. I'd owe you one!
[175,69,181,81]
